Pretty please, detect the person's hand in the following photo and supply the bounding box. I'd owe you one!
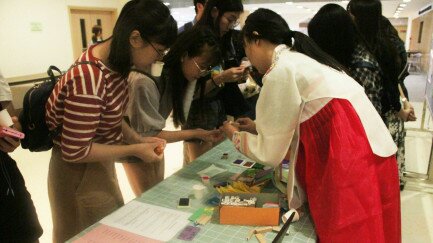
[235,117,256,134]
[219,121,239,139]
[133,142,164,163]
[397,108,412,122]
[218,67,246,83]
[404,101,417,121]
[11,117,22,132]
[0,136,20,153]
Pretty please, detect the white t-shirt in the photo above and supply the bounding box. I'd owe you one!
[0,69,12,102]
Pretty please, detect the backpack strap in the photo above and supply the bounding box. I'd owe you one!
[352,60,376,70]
[72,61,103,72]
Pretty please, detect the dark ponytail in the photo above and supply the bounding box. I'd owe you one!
[242,8,345,72]
[108,0,177,78]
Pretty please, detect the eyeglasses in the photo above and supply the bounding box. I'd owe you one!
[192,59,212,77]
[142,36,168,59]
[223,15,240,28]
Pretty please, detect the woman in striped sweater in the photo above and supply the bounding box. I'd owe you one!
[45,1,177,242]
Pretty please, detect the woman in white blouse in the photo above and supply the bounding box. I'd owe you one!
[221,9,400,242]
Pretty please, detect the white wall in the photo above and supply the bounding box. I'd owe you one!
[0,0,119,78]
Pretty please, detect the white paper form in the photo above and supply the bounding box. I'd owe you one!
[197,164,227,178]
[100,200,191,242]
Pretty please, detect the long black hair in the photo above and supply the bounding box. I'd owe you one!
[308,4,358,68]
[242,8,345,72]
[196,0,243,36]
[162,26,222,127]
[348,0,401,112]
[108,0,177,78]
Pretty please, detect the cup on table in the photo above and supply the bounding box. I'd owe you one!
[193,184,206,199]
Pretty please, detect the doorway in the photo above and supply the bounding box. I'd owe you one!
[69,8,117,60]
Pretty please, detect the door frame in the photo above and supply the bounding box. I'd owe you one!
[68,6,117,60]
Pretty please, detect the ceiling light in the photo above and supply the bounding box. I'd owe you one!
[403,0,411,2]
[397,7,404,11]
[400,3,407,7]
[163,2,170,6]
[285,1,293,5]
[342,0,349,3]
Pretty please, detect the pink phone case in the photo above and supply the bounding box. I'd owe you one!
[0,127,25,139]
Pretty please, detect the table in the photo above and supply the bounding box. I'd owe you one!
[69,140,316,242]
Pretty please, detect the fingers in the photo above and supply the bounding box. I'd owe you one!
[0,137,19,153]
[236,117,251,125]
[230,67,246,81]
[142,136,167,147]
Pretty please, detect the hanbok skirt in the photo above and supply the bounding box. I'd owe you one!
[295,98,401,242]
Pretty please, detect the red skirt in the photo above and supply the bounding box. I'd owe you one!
[296,99,401,243]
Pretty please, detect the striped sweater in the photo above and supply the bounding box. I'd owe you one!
[46,45,129,162]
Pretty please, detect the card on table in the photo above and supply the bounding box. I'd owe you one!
[177,226,200,241]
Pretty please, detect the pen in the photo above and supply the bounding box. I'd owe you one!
[272,211,295,243]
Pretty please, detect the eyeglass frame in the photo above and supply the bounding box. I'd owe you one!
[222,14,240,29]
[192,58,213,77]
[141,36,168,59]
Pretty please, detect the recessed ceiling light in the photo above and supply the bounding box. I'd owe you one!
[342,0,349,3]
[285,1,294,5]
[164,2,170,6]
[397,7,404,11]
[400,3,407,7]
[403,0,411,2]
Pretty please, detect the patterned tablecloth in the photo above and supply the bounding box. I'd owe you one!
[69,140,316,242]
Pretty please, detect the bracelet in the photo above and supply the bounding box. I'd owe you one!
[211,77,224,88]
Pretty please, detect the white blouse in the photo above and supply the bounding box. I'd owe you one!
[233,44,397,208]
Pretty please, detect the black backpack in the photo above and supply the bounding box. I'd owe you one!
[19,61,99,152]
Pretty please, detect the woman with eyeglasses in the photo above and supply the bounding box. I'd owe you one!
[220,9,400,242]
[45,0,177,242]
[122,27,224,196]
[183,0,254,164]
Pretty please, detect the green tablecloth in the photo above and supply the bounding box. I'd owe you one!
[69,140,316,242]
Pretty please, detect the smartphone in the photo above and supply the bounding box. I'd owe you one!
[0,127,25,139]
[178,198,190,208]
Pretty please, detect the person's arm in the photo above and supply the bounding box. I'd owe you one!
[0,74,19,153]
[76,141,162,163]
[156,129,222,143]
[122,120,166,144]
[203,67,247,94]
[398,83,416,121]
[221,65,301,167]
